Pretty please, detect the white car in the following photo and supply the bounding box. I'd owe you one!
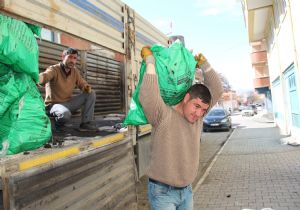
[241,106,255,116]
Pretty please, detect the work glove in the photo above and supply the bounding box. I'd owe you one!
[141,46,155,64]
[194,53,207,68]
[83,85,92,93]
[194,53,211,72]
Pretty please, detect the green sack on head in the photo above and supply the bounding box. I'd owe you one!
[0,14,39,81]
[123,42,197,126]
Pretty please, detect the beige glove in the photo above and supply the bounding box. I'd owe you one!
[194,53,212,72]
[84,85,92,93]
[141,46,155,65]
[141,46,152,60]
[194,53,207,68]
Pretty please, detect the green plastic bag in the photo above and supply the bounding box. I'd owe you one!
[26,23,42,37]
[7,90,51,155]
[0,62,10,77]
[0,110,12,151]
[0,72,51,155]
[0,64,27,118]
[0,14,40,81]
[123,42,197,125]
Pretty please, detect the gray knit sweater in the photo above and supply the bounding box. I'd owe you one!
[139,65,223,187]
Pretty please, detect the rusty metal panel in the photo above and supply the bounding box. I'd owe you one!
[86,51,124,115]
[0,0,126,53]
[2,138,137,210]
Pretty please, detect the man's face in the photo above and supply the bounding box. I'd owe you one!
[182,94,210,123]
[62,53,77,69]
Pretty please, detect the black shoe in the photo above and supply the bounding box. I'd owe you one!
[55,122,66,133]
[79,122,98,131]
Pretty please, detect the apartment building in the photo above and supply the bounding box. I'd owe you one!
[242,0,300,141]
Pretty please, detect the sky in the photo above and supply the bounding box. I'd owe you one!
[122,0,254,92]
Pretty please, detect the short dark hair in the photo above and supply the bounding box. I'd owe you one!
[186,84,211,105]
[62,48,78,56]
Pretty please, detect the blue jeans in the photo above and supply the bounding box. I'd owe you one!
[148,179,193,210]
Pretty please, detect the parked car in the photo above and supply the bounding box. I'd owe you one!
[238,105,246,111]
[251,104,258,114]
[203,108,232,132]
[241,105,257,116]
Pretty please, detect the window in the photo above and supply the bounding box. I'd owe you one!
[279,0,287,15]
[273,0,287,26]
[289,74,296,89]
[41,28,54,41]
[267,17,275,51]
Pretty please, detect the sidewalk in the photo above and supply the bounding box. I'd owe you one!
[194,115,300,210]
[252,110,274,123]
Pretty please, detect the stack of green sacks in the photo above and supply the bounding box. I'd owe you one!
[123,42,197,125]
[0,14,51,155]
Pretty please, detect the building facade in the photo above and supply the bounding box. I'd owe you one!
[242,0,300,141]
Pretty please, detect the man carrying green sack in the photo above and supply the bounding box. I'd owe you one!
[123,42,197,125]
[139,46,223,209]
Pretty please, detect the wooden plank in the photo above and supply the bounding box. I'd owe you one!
[1,135,127,174]
[14,145,134,209]
[86,62,121,71]
[2,177,10,210]
[114,192,137,210]
[86,72,121,80]
[87,52,121,64]
[88,80,120,86]
[69,170,135,210]
[43,156,135,210]
[135,12,168,46]
[94,107,122,112]
[1,0,126,53]
[86,67,121,74]
[94,179,136,210]
[14,148,130,201]
[94,104,122,109]
[19,147,81,171]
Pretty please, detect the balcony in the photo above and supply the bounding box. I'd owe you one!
[251,51,267,65]
[253,77,270,88]
[254,65,269,78]
[242,0,273,42]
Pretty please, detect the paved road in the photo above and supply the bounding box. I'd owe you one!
[194,114,300,210]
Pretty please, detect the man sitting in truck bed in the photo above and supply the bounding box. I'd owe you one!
[39,47,97,132]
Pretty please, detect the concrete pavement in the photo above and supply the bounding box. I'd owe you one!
[194,114,300,210]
